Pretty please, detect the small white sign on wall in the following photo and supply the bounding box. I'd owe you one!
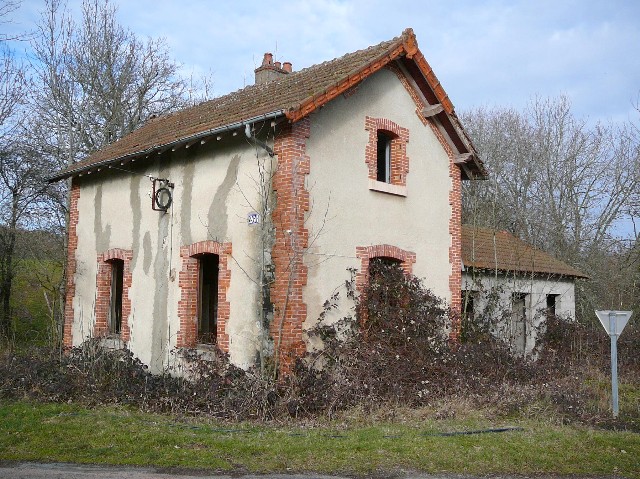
[247,212,261,226]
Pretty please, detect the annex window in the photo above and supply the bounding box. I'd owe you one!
[546,294,559,317]
[510,293,528,354]
[108,259,124,334]
[461,290,475,321]
[197,253,219,344]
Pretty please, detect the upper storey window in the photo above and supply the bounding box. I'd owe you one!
[376,131,393,183]
[365,117,409,196]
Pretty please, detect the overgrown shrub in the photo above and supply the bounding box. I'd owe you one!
[0,340,276,420]
[286,262,537,417]
[1,263,638,429]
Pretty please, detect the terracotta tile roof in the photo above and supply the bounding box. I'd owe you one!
[50,28,485,182]
[461,225,588,278]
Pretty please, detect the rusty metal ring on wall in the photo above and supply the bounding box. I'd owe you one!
[154,187,172,211]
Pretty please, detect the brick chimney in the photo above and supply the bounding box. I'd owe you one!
[255,53,292,85]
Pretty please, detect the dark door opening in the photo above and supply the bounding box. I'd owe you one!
[546,294,558,317]
[109,259,124,334]
[198,254,219,343]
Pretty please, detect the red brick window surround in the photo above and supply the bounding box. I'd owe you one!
[94,248,133,341]
[365,117,409,196]
[177,241,232,351]
[355,244,416,298]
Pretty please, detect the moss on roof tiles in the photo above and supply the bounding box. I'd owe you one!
[64,34,402,176]
[462,225,588,278]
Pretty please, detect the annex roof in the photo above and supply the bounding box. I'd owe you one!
[49,28,486,182]
[461,225,588,279]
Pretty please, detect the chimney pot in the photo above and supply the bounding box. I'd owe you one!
[255,54,291,85]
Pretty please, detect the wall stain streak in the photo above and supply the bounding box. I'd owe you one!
[129,175,142,269]
[207,154,240,240]
[180,149,196,246]
[93,183,111,252]
[142,232,152,274]
[149,158,172,372]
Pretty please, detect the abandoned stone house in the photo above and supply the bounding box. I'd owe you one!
[461,225,588,355]
[50,28,492,373]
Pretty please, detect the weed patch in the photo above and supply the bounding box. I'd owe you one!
[0,263,638,430]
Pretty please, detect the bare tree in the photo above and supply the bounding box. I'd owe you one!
[0,18,29,338]
[0,1,23,42]
[30,0,189,166]
[0,0,196,344]
[461,96,640,318]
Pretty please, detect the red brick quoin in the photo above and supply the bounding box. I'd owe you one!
[448,153,463,340]
[271,118,311,375]
[93,248,133,341]
[364,117,409,186]
[63,181,80,348]
[177,241,232,351]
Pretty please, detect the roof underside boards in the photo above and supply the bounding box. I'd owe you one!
[461,225,588,279]
[49,28,486,182]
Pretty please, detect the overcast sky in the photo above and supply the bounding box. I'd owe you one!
[6,0,640,126]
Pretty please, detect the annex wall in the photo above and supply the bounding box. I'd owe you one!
[461,271,577,354]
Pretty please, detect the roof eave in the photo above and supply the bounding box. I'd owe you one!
[463,265,590,280]
[284,28,487,179]
[47,110,287,183]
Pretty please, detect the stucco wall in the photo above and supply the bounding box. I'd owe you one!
[69,66,460,370]
[71,137,271,371]
[302,68,454,328]
[461,271,577,354]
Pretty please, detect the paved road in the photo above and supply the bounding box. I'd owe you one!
[0,463,626,479]
[0,463,446,479]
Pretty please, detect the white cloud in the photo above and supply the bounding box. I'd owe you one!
[7,0,640,124]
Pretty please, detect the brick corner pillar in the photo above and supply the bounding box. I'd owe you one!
[63,181,80,349]
[448,156,463,342]
[271,118,311,375]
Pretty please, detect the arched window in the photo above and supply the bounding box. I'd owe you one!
[365,117,409,195]
[178,241,231,350]
[94,248,132,341]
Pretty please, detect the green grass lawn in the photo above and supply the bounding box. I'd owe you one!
[1,401,638,477]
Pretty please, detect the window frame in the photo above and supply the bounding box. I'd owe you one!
[177,241,232,350]
[546,293,559,317]
[94,248,132,341]
[365,117,409,197]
